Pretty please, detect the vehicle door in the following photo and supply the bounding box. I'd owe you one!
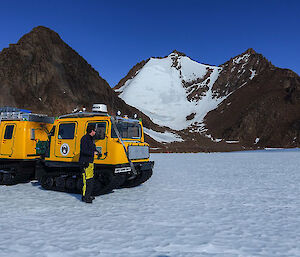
[55,122,77,159]
[0,124,16,156]
[86,121,108,160]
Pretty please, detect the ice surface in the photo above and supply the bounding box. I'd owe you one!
[1,150,300,257]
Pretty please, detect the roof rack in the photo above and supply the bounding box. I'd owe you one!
[0,107,31,113]
[0,107,54,124]
[58,112,109,119]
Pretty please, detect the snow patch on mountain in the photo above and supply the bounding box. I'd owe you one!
[117,53,224,130]
[233,53,250,64]
[250,68,256,80]
[143,128,183,143]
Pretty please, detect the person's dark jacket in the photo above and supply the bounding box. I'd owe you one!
[79,134,96,165]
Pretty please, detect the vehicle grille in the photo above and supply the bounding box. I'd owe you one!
[128,145,149,160]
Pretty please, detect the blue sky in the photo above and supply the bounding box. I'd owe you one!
[0,0,299,86]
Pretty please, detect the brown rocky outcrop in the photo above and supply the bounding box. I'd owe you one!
[0,26,162,133]
[205,67,300,148]
[212,48,274,98]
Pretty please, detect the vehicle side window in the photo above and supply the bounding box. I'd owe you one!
[88,122,106,140]
[58,123,75,139]
[4,125,14,139]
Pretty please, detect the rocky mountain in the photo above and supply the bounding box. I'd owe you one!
[205,66,300,148]
[115,49,300,149]
[0,26,161,132]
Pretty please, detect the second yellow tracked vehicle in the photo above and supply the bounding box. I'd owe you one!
[0,107,54,185]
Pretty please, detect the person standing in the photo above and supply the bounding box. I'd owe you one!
[79,124,97,203]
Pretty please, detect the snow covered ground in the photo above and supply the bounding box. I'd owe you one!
[1,150,300,257]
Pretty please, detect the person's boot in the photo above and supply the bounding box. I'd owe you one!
[82,195,93,203]
[83,178,94,203]
[85,197,93,203]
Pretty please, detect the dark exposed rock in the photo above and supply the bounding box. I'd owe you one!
[0,26,113,115]
[205,67,300,148]
[186,113,196,121]
[182,67,213,102]
[212,48,274,98]
[170,50,186,57]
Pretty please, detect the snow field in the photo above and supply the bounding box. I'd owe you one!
[143,127,183,143]
[118,54,223,131]
[0,150,300,256]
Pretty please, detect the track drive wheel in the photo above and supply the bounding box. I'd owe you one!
[66,177,76,191]
[120,169,153,188]
[41,176,54,190]
[93,169,118,196]
[55,176,66,189]
[3,173,15,185]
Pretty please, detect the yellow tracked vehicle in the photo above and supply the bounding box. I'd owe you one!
[36,104,154,195]
[0,107,54,185]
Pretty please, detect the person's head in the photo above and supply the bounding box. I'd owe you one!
[87,124,96,137]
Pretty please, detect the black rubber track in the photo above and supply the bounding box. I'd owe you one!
[39,169,125,196]
[0,167,35,186]
[120,169,153,188]
[92,169,125,196]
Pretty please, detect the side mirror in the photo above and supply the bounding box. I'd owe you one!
[49,126,56,137]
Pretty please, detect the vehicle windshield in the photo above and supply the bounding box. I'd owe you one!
[111,119,141,139]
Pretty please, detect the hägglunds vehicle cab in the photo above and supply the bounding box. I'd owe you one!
[0,107,54,185]
[36,104,154,195]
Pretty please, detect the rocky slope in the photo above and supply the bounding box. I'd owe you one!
[205,67,300,148]
[0,26,161,133]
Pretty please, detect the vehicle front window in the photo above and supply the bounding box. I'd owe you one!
[111,121,141,139]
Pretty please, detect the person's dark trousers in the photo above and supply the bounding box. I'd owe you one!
[82,163,94,203]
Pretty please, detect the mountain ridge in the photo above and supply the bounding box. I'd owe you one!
[2,26,300,151]
[114,48,300,149]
